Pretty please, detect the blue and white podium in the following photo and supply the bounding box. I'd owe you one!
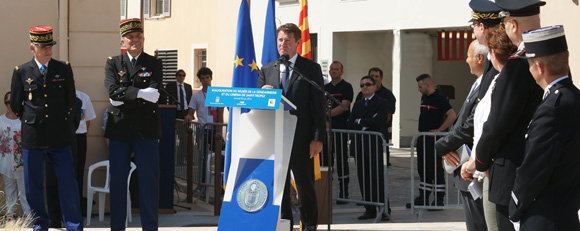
[205,87,296,231]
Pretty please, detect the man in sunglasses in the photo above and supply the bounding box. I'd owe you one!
[349,76,390,221]
[161,69,192,119]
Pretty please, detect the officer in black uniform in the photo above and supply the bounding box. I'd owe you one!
[510,25,580,231]
[104,18,162,231]
[10,25,83,231]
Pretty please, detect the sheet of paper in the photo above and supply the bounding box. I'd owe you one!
[468,178,483,200]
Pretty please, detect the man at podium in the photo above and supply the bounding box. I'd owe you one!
[258,23,326,231]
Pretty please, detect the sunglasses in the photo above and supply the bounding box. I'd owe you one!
[177,74,186,77]
[360,83,375,88]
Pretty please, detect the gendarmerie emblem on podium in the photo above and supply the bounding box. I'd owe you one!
[237,179,268,213]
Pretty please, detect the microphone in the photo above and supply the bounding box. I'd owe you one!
[275,53,290,66]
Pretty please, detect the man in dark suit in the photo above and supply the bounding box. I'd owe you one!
[104,18,162,231]
[509,25,580,231]
[355,67,395,166]
[10,25,83,231]
[161,69,192,119]
[258,23,325,231]
[436,40,488,231]
[349,76,390,221]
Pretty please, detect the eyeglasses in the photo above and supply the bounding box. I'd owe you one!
[177,74,186,77]
[360,83,375,88]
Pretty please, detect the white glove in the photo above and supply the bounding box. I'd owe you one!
[110,98,124,106]
[137,87,160,103]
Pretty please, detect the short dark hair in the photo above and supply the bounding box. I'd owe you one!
[175,69,186,77]
[331,61,343,71]
[360,76,376,84]
[530,50,570,77]
[276,23,302,41]
[416,73,432,82]
[4,91,10,105]
[196,67,213,78]
[368,67,383,77]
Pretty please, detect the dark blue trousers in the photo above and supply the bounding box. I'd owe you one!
[109,139,159,231]
[23,147,82,231]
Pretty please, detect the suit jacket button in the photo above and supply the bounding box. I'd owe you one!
[44,94,47,97]
[65,117,68,120]
[24,120,27,123]
[45,115,48,118]
[45,104,48,107]
[153,110,156,113]
[59,86,62,88]
[43,84,46,87]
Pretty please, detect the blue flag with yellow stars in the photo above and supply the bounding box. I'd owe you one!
[261,0,279,66]
[224,0,259,185]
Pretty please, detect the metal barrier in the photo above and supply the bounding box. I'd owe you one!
[409,132,462,221]
[173,120,226,214]
[322,128,392,223]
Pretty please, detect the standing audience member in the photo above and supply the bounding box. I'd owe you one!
[104,18,162,231]
[355,67,395,166]
[185,67,224,140]
[0,91,31,219]
[408,74,456,208]
[10,25,83,231]
[74,90,96,215]
[323,61,353,203]
[349,76,390,221]
[435,40,488,231]
[509,25,580,231]
[463,1,545,230]
[258,23,325,231]
[162,69,192,119]
[468,0,502,229]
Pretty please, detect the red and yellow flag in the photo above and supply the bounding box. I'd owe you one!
[297,0,312,60]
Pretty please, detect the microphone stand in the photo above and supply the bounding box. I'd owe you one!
[158,86,185,109]
[287,64,347,231]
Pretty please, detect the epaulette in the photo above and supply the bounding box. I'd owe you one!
[108,56,113,60]
[156,57,160,60]
[509,49,525,60]
[15,66,19,71]
[66,61,70,65]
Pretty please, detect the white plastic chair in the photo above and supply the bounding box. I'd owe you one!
[86,160,136,226]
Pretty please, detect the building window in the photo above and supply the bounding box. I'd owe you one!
[154,49,178,85]
[144,0,171,18]
[121,0,127,20]
[193,49,207,88]
[437,30,474,61]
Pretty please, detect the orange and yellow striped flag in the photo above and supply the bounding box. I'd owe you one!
[297,0,312,60]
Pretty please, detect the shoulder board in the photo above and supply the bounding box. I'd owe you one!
[66,61,70,65]
[15,66,19,71]
[509,49,525,60]
[156,57,160,60]
[108,56,113,60]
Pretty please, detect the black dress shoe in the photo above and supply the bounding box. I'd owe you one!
[381,214,390,221]
[357,211,377,220]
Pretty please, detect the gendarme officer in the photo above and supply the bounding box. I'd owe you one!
[10,25,83,231]
[104,18,162,231]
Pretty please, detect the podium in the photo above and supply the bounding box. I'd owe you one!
[205,87,296,231]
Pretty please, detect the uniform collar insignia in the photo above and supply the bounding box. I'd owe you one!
[118,70,125,77]
[141,67,146,71]
[55,74,60,78]
[26,78,33,84]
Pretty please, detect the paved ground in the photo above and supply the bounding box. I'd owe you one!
[47,148,469,231]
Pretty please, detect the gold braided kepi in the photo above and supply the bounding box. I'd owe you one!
[120,18,143,36]
[29,25,57,46]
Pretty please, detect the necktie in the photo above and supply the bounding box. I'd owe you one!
[365,98,369,107]
[178,84,185,110]
[282,62,291,93]
[41,65,47,77]
[131,58,137,67]
[467,81,478,99]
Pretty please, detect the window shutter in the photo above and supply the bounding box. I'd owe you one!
[154,50,178,85]
[143,0,151,18]
[163,0,171,17]
[120,0,127,20]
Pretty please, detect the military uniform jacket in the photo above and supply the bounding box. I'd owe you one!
[10,58,76,149]
[509,78,580,230]
[104,52,162,140]
[474,51,543,205]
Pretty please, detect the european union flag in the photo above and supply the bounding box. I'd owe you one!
[224,0,259,185]
[261,0,279,66]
